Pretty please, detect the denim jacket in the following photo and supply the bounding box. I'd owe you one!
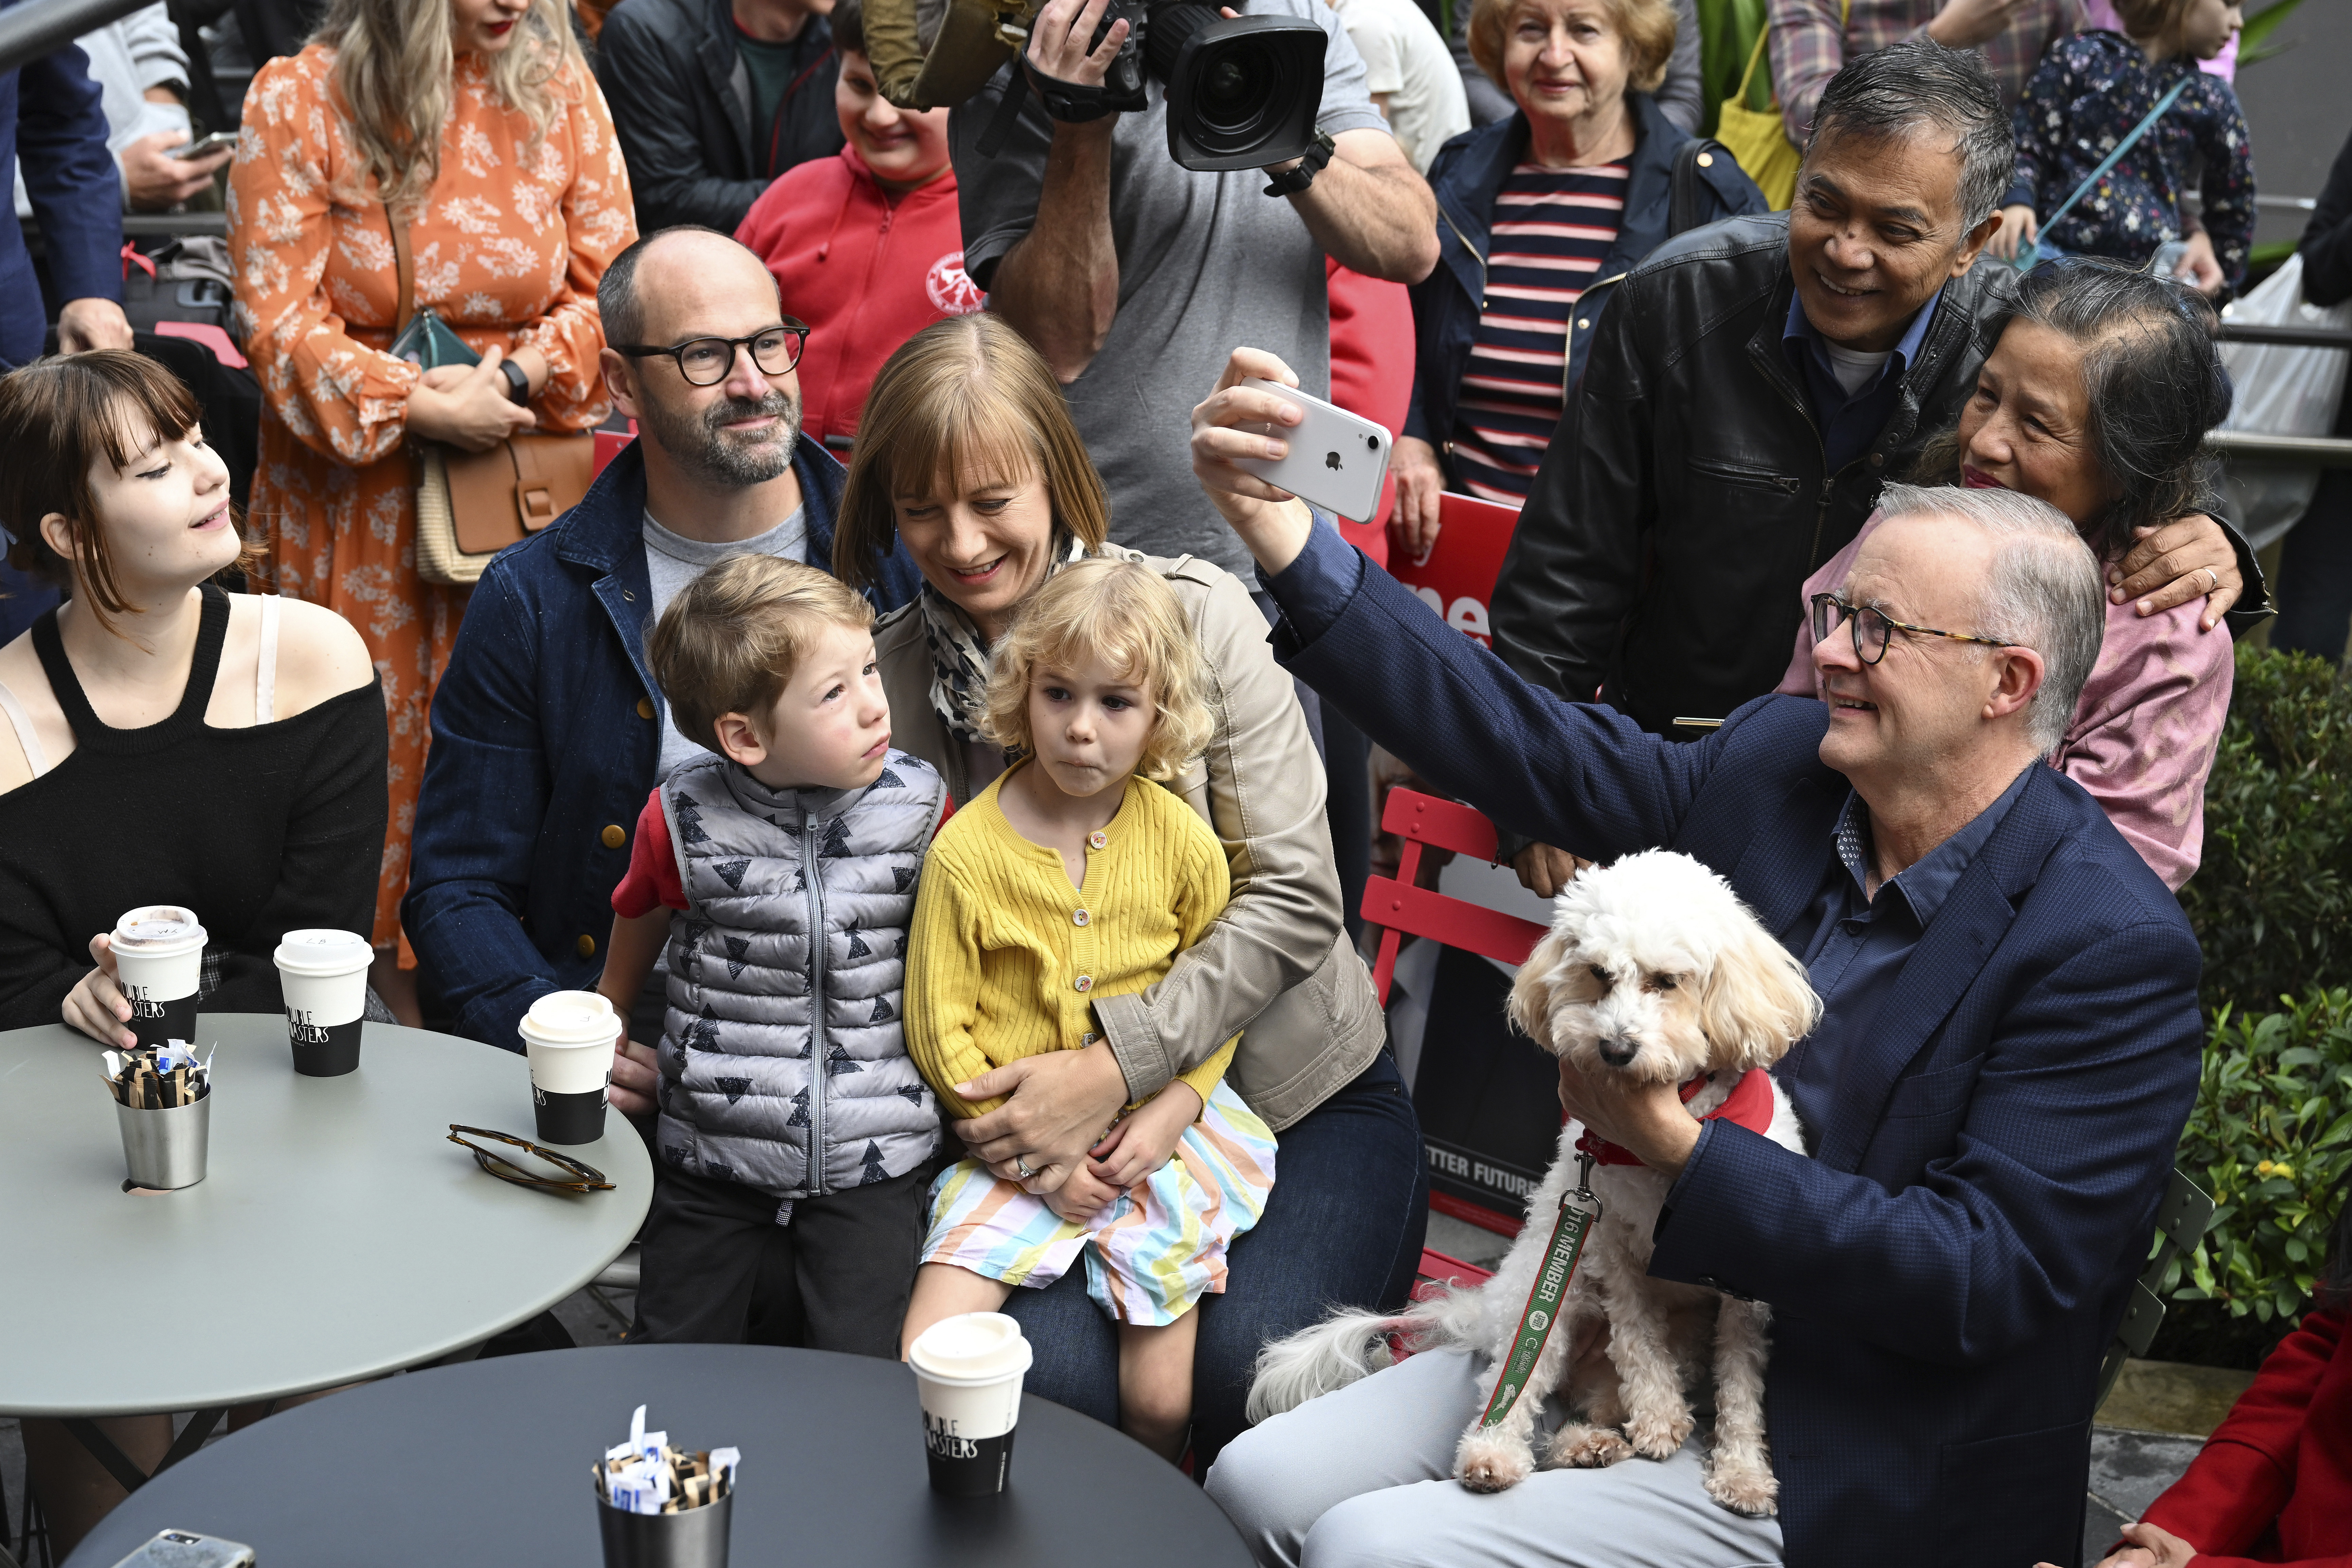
[1403,92,1765,466]
[402,435,923,1050]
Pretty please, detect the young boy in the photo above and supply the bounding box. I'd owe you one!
[598,554,947,1351]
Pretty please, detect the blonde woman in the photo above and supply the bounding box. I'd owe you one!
[227,0,636,1015]
[839,316,1411,1473]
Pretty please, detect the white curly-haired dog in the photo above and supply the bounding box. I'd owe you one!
[1248,849,1819,1515]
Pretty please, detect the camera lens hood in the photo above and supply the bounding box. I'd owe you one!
[1161,12,1325,172]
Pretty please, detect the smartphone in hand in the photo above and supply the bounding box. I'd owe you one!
[1231,377,1393,524]
[163,131,238,160]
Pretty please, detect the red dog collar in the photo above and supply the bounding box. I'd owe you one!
[1573,1067,1774,1169]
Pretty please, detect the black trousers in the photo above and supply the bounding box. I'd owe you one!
[632,1162,931,1356]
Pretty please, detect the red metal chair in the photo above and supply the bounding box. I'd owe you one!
[1367,788,1552,1248]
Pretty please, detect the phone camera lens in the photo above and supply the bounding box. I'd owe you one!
[1365,435,1380,450]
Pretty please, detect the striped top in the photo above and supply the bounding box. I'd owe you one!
[1448,161,1626,504]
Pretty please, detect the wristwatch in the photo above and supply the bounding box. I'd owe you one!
[499,356,530,406]
[1263,130,1336,198]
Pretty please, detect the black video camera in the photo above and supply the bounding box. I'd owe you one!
[1049,0,1328,171]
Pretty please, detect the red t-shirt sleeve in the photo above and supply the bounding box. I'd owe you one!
[610,789,688,916]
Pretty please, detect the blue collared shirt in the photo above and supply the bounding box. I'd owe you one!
[1782,285,1944,477]
[1778,765,2034,1145]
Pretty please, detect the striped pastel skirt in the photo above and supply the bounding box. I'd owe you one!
[920,1081,1278,1327]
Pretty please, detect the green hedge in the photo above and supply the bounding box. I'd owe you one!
[2157,647,2352,1367]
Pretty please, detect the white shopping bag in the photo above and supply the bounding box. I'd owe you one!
[2218,253,2352,548]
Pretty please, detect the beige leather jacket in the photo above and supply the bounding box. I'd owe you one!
[873,547,1386,1132]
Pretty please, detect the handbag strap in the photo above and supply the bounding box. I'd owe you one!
[385,202,415,335]
[2035,74,2193,242]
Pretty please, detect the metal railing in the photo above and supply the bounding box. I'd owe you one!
[2215,321,2352,349]
[0,0,167,76]
[2208,431,2352,468]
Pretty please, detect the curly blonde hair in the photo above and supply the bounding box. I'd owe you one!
[980,559,1213,782]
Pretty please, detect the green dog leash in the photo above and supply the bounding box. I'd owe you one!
[1478,1151,1605,1429]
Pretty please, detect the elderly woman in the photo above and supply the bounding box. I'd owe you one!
[1775,260,2237,890]
[1388,0,1764,546]
[831,315,1417,1470]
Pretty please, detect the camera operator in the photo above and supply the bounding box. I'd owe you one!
[952,0,1437,578]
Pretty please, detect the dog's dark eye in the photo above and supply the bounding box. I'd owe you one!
[1651,974,1678,991]
[1587,964,1610,989]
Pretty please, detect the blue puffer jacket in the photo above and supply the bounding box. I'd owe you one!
[1403,92,1766,470]
[403,435,924,1052]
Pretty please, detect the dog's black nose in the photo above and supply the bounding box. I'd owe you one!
[1597,1039,1635,1067]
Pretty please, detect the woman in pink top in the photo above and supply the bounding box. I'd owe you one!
[1779,259,2236,891]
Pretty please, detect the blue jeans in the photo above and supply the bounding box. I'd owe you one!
[1000,1050,1428,1468]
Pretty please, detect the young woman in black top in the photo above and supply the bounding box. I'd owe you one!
[0,352,386,1051]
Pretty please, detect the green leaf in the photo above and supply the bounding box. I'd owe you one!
[2238,0,2305,64]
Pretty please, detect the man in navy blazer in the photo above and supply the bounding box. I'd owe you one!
[1195,356,2204,1568]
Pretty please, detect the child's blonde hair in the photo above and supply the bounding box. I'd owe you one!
[980,559,1213,781]
[645,555,875,752]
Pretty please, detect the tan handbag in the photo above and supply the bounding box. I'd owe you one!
[387,205,593,587]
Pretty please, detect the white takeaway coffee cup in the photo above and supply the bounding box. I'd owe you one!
[275,928,373,1077]
[520,990,618,1145]
[908,1311,1033,1496]
[111,906,207,1051]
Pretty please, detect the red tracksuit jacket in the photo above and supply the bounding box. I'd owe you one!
[735,147,983,451]
[2139,1306,2351,1568]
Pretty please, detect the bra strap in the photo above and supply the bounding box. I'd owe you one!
[256,593,281,724]
[0,679,48,778]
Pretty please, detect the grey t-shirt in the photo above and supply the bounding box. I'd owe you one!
[948,0,1387,577]
[643,507,808,782]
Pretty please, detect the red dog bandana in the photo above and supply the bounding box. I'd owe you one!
[1573,1067,1774,1168]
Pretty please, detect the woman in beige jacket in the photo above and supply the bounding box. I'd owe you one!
[836,316,1421,1468]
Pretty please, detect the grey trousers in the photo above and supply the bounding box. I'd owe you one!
[1204,1348,1785,1568]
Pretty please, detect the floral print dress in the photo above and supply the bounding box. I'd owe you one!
[2006,30,2256,294]
[228,44,635,951]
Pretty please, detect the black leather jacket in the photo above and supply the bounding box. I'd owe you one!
[1491,214,2019,735]
[595,0,844,235]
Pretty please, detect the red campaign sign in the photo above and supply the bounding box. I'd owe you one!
[1388,492,1523,646]
[592,426,637,480]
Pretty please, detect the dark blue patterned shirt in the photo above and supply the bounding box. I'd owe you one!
[2005,30,2256,293]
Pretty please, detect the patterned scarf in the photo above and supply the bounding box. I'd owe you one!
[919,531,1085,744]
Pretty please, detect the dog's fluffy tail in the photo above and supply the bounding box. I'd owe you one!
[1246,1290,1476,1424]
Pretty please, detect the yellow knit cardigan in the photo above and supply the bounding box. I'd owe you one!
[906,764,1237,1122]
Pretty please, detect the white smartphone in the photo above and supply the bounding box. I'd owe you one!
[1232,377,1393,524]
[163,131,238,160]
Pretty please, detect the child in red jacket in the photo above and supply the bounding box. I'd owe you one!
[2052,1177,2352,1568]
[734,0,983,456]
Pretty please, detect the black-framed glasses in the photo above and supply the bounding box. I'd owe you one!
[613,321,809,387]
[1809,593,2016,666]
[447,1124,614,1194]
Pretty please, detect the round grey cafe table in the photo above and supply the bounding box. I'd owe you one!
[64,1345,1259,1568]
[0,1015,650,1431]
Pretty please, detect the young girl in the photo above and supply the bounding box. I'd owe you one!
[1993,0,2253,298]
[901,558,1278,1463]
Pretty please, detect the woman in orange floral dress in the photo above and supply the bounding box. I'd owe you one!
[228,0,635,1015]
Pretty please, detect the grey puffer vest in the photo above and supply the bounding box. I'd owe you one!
[655,750,945,1209]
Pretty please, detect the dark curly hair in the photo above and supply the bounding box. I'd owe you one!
[1913,258,2234,561]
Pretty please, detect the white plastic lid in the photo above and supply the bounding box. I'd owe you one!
[521,990,618,1047]
[273,928,374,977]
[907,1312,1033,1385]
[112,906,207,954]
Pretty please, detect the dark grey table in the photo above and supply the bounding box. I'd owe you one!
[64,1345,1258,1567]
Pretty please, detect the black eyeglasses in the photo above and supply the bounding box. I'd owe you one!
[448,1124,614,1194]
[1809,593,2016,666]
[614,321,809,387]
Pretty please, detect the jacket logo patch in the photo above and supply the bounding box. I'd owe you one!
[716,1076,751,1104]
[869,994,896,1024]
[714,858,751,889]
[925,250,985,317]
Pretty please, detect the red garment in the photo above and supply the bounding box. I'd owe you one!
[1325,257,1414,567]
[2139,1307,2352,1568]
[1574,1068,1775,1168]
[734,147,984,448]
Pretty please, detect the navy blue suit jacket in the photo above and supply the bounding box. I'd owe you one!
[0,4,120,369]
[1270,540,2204,1568]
